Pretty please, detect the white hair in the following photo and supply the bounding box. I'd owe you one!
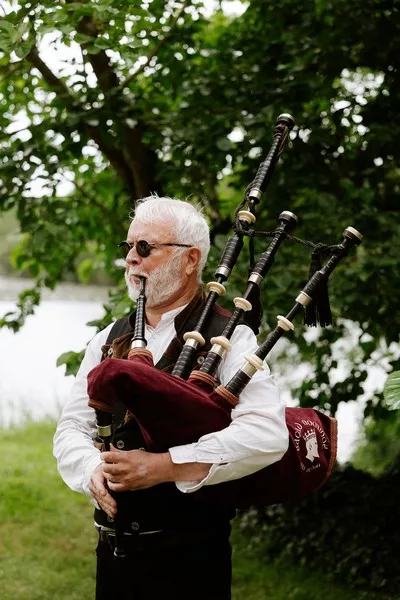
[132,194,211,282]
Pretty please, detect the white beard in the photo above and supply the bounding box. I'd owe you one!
[125,254,184,307]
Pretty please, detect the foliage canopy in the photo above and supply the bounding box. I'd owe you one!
[1,0,399,423]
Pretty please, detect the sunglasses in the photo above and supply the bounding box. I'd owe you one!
[118,240,192,259]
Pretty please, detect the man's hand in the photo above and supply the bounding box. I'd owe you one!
[89,463,117,519]
[101,445,212,492]
[101,446,171,492]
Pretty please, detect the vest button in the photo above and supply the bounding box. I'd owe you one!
[131,522,140,531]
[116,440,125,449]
[107,515,114,523]
[197,356,205,365]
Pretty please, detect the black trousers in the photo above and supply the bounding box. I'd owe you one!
[95,529,232,600]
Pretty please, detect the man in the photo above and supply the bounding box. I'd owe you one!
[53,195,288,600]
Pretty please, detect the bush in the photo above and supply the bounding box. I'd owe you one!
[238,465,400,596]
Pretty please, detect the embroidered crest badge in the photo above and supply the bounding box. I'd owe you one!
[293,419,329,473]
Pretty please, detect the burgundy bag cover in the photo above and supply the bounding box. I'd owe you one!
[87,355,337,508]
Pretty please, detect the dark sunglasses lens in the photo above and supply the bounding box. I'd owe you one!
[118,240,152,258]
[136,240,151,257]
[118,242,130,258]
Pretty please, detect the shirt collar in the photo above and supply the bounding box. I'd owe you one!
[146,303,188,330]
[160,304,188,323]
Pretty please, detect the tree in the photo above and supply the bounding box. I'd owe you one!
[0,0,399,420]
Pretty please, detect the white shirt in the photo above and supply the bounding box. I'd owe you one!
[53,305,288,500]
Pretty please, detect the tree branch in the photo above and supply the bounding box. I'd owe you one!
[0,60,24,85]
[65,0,190,94]
[26,46,71,98]
[25,45,135,192]
[64,0,121,94]
[73,178,115,220]
[62,0,159,197]
[121,0,190,90]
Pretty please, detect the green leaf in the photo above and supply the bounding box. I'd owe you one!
[383,371,400,411]
[56,350,85,377]
[28,262,40,278]
[14,37,35,60]
[59,24,76,36]
[94,37,111,50]
[0,20,15,34]
[17,21,30,38]
[76,257,94,283]
[216,138,232,151]
[0,35,15,53]
[74,32,93,45]
[66,3,95,17]
[85,45,102,55]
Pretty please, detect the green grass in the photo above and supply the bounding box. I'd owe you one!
[0,421,97,600]
[0,421,392,600]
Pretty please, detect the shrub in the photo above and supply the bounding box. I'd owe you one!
[238,465,400,596]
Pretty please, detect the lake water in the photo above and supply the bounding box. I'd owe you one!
[0,277,369,463]
[0,277,108,425]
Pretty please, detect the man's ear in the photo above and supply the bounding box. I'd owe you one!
[185,247,201,276]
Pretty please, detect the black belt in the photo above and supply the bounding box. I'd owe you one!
[96,523,229,553]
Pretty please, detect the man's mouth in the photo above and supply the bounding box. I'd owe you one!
[129,274,146,285]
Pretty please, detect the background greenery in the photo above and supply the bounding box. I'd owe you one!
[1,0,400,595]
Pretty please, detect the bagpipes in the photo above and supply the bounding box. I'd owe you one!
[87,114,362,555]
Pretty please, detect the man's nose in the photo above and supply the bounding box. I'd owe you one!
[126,246,142,265]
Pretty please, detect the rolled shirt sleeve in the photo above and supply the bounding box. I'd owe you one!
[169,324,289,492]
[53,324,113,499]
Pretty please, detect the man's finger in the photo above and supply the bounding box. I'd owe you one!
[108,481,127,492]
[101,450,119,463]
[109,443,122,452]
[89,492,115,518]
[94,488,117,516]
[90,477,106,497]
[90,481,108,503]
[103,463,118,475]
[105,472,122,484]
[99,502,116,519]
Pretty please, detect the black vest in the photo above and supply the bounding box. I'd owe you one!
[94,293,238,532]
